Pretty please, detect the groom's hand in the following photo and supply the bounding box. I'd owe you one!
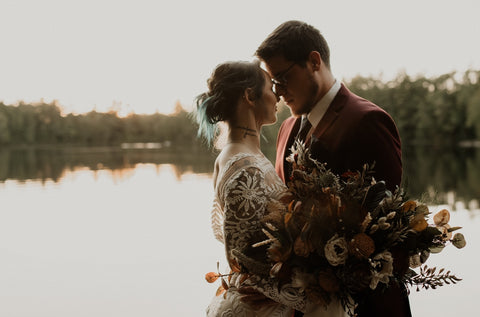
[238,286,277,310]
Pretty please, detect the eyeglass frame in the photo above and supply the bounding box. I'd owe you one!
[271,62,296,94]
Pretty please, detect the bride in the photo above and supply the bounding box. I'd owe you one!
[194,60,347,317]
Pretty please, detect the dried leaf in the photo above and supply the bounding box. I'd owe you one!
[433,209,450,226]
[230,258,242,273]
[452,233,467,249]
[215,285,225,297]
[221,277,229,291]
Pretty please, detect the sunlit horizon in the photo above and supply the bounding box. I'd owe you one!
[2,0,479,116]
[2,65,479,117]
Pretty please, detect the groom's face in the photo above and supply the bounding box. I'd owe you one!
[263,55,319,117]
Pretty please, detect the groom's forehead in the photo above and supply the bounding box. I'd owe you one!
[261,56,291,77]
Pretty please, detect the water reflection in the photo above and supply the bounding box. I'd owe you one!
[0,158,476,316]
[0,145,216,183]
[1,145,479,207]
[0,164,220,317]
[402,146,480,208]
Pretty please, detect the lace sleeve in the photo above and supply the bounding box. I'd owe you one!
[211,196,224,243]
[222,165,307,312]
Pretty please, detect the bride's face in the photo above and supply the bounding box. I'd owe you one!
[254,72,280,126]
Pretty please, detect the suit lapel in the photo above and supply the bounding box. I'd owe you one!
[276,117,301,183]
[308,84,349,143]
[285,117,301,154]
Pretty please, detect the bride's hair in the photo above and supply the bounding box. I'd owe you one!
[194,60,265,145]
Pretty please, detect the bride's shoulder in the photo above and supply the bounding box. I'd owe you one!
[215,144,263,175]
[216,144,253,165]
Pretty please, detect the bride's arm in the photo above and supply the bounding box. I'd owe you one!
[222,165,307,312]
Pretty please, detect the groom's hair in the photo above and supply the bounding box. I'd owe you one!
[256,20,330,69]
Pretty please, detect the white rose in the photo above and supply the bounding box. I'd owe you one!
[324,235,349,266]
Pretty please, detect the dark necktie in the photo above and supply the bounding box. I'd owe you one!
[284,117,312,183]
[296,116,312,142]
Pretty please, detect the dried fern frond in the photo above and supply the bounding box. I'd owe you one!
[405,265,462,293]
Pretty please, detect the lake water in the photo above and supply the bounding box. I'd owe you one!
[0,146,478,316]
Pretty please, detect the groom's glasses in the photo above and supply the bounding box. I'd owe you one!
[271,62,296,95]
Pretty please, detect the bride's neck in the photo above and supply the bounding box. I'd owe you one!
[228,125,261,150]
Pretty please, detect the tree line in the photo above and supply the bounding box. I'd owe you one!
[1,69,479,149]
[0,101,199,147]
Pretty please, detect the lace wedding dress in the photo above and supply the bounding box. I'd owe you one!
[206,153,347,317]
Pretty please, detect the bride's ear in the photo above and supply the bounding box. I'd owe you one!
[243,88,256,106]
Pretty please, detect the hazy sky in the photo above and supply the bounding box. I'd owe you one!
[1,0,479,115]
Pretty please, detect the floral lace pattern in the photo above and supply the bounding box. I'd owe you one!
[207,153,306,316]
[210,153,285,244]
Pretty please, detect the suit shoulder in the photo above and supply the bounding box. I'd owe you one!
[343,88,393,119]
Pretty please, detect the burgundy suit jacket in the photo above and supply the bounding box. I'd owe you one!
[275,84,410,317]
[276,84,402,192]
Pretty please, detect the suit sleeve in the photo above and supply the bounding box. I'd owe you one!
[355,110,402,192]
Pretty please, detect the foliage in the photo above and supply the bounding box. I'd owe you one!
[0,100,199,147]
[1,68,479,148]
[346,70,480,147]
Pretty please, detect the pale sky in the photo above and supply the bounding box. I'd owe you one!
[1,0,479,116]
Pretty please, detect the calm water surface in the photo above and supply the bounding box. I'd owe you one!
[0,148,478,316]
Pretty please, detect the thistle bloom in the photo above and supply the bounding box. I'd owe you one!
[349,233,375,259]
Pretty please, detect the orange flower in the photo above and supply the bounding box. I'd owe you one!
[401,200,417,213]
[205,272,220,283]
[410,214,428,232]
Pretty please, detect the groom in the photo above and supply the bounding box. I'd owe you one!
[255,21,410,317]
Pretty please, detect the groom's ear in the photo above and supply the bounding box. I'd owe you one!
[308,51,322,71]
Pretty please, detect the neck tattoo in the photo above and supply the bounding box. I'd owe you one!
[235,126,257,138]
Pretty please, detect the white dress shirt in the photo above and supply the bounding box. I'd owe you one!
[302,79,342,138]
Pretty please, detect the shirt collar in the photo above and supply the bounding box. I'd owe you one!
[306,79,341,129]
